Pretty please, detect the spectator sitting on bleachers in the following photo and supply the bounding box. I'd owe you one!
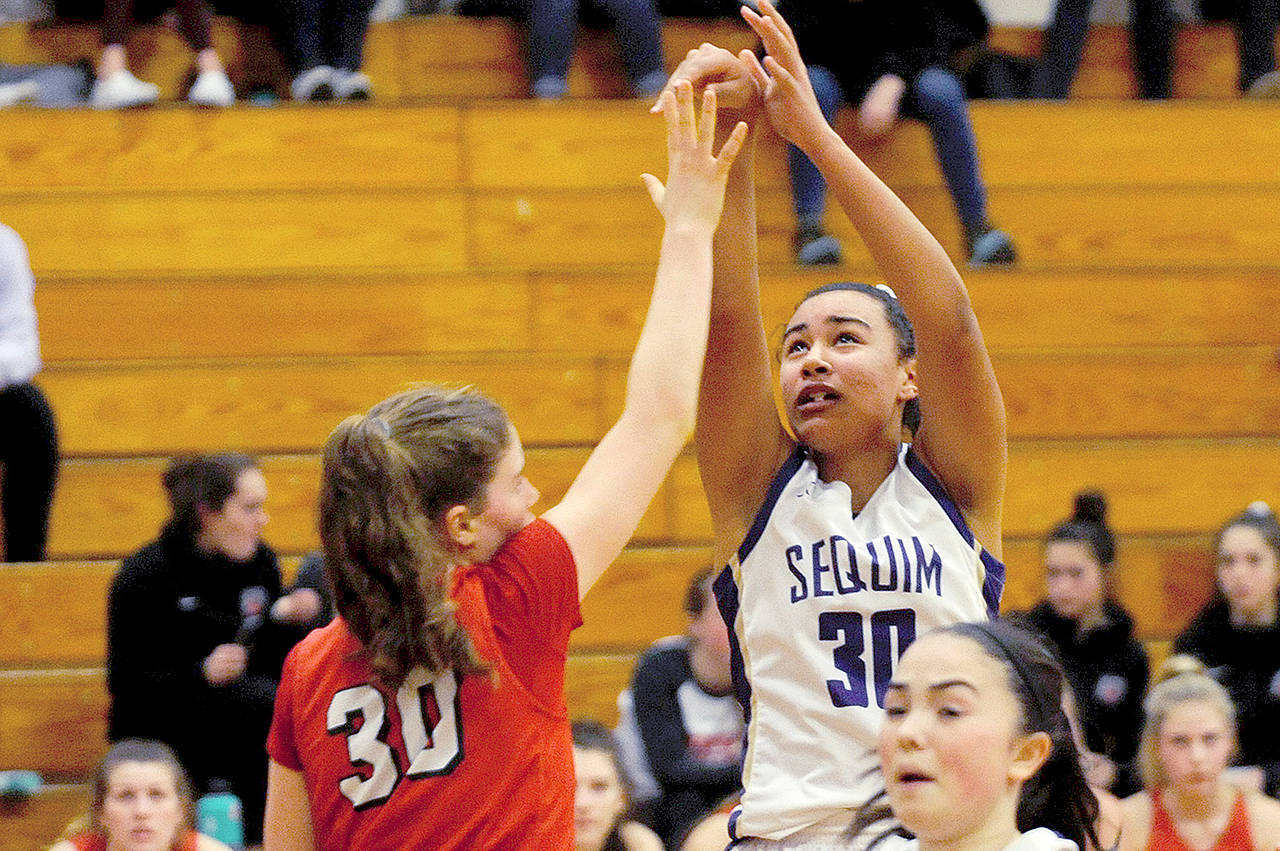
[624,567,743,848]
[458,0,666,99]
[0,222,58,564]
[91,0,235,107]
[1018,490,1149,796]
[776,0,1018,269]
[1034,0,1175,100]
[573,720,664,851]
[48,738,234,851]
[1118,657,1280,851]
[1173,501,1280,796]
[107,454,302,847]
[1232,0,1280,96]
[285,0,377,101]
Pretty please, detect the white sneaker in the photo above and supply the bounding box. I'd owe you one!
[291,65,335,101]
[0,80,40,107]
[90,69,159,109]
[1245,70,1280,99]
[188,68,235,107]
[333,69,371,101]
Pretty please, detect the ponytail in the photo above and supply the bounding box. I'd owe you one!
[1047,490,1115,569]
[319,386,511,689]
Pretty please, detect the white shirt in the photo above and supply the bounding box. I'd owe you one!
[0,224,40,386]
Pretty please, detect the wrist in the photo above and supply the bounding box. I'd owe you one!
[795,122,844,163]
[663,220,717,242]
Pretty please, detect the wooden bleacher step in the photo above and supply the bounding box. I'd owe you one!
[45,440,1280,559]
[32,268,1280,362]
[34,345,1280,461]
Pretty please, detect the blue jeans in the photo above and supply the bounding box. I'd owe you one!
[528,0,664,90]
[1034,0,1174,99]
[1237,0,1279,89]
[789,64,989,236]
[291,0,377,72]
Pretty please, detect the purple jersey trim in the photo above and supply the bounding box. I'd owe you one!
[713,564,753,731]
[904,446,1005,618]
[737,446,807,566]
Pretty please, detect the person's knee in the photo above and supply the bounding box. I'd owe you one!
[913,67,966,116]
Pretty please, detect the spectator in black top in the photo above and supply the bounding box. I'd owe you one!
[1174,501,1280,796]
[1019,490,1149,796]
[625,567,743,848]
[107,454,305,846]
[777,0,1017,269]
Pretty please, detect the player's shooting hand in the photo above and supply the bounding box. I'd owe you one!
[738,0,831,153]
[654,42,759,118]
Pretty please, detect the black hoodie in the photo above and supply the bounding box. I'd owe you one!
[1021,601,1150,772]
[106,524,296,777]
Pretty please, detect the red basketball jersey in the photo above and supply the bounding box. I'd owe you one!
[267,519,582,850]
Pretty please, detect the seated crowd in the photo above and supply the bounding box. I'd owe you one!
[0,1,1277,848]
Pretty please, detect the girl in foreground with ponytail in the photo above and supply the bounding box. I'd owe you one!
[862,620,1101,851]
[262,83,747,851]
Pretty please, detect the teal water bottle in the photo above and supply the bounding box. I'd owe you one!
[196,782,244,850]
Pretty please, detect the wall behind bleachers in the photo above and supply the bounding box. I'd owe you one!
[1,18,1279,829]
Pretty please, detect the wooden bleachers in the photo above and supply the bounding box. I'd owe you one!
[2,15,1279,100]
[6,103,1280,277]
[1,41,1279,842]
[0,784,90,851]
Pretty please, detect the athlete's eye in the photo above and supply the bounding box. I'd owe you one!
[835,331,858,344]
[785,339,808,355]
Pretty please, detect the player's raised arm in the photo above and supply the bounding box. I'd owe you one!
[543,83,748,598]
[742,0,1006,552]
[661,46,795,561]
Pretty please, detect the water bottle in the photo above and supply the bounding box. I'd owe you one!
[196,781,244,850]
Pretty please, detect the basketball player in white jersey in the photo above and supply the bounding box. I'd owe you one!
[661,2,1008,846]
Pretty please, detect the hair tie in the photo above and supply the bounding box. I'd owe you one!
[368,416,392,437]
[983,627,1056,732]
[874,284,898,300]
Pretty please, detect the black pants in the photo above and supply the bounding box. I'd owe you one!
[0,381,58,563]
[1236,0,1279,89]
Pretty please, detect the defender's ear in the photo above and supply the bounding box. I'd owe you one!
[1009,730,1052,784]
[443,504,476,550]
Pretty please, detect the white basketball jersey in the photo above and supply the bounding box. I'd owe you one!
[714,445,1004,841]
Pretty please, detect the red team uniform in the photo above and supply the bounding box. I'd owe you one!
[69,832,200,851]
[267,520,582,850]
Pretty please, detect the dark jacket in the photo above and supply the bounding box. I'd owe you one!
[631,640,743,847]
[778,0,990,102]
[1021,601,1150,771]
[107,524,296,781]
[1175,598,1280,795]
